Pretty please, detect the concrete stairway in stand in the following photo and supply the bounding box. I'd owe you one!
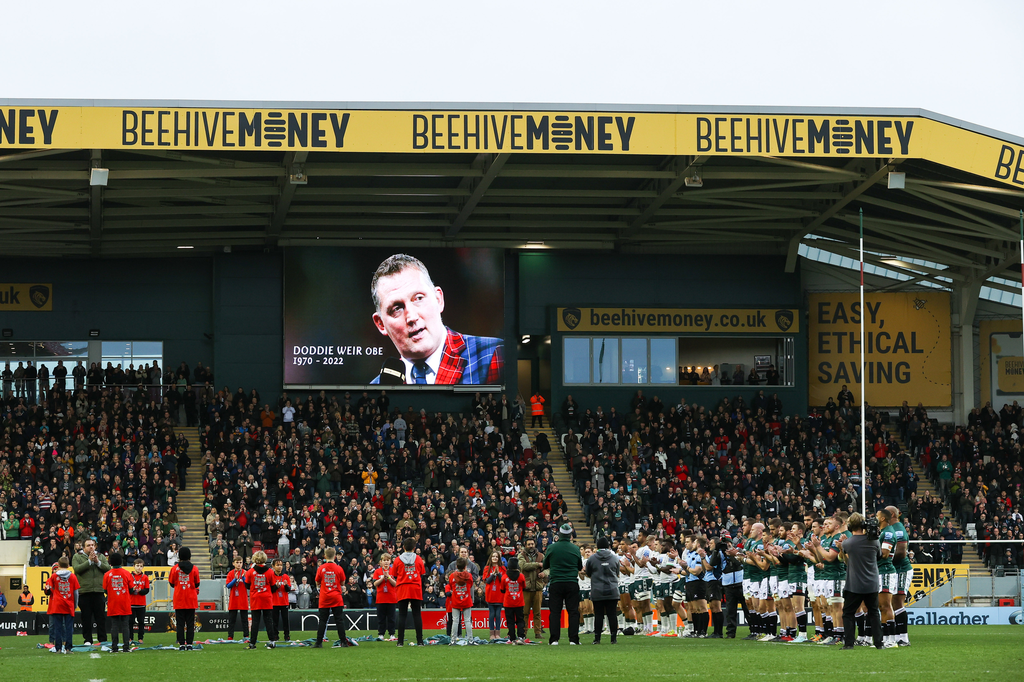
[532,424,595,546]
[174,425,211,578]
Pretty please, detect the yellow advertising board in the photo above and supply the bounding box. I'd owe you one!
[0,283,51,311]
[979,319,1024,410]
[908,563,968,606]
[808,292,951,407]
[25,565,169,612]
[556,307,798,334]
[0,106,1021,188]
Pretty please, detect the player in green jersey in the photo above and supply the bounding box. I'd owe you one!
[876,509,899,646]
[886,505,912,646]
[786,522,809,642]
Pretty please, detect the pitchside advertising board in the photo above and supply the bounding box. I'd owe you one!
[284,247,504,388]
[0,609,557,635]
[0,106,1022,188]
[0,283,52,311]
[24,565,171,612]
[807,292,951,407]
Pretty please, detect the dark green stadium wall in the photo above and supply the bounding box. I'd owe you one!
[518,252,807,419]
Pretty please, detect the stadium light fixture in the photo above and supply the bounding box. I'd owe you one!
[683,166,703,188]
[887,172,906,189]
[89,168,109,186]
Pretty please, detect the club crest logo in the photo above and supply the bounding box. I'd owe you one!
[562,308,581,330]
[775,309,794,332]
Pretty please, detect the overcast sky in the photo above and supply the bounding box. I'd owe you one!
[8,0,1022,138]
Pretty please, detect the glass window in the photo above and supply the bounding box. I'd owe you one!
[132,342,163,358]
[620,338,647,384]
[592,338,619,384]
[650,338,676,384]
[563,338,591,384]
[102,341,132,359]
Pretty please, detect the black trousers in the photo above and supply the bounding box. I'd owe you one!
[376,602,397,636]
[175,608,196,645]
[274,604,291,640]
[227,609,249,640]
[251,608,278,644]
[842,590,882,648]
[547,582,580,644]
[396,599,423,645]
[109,614,130,650]
[317,606,347,645]
[592,599,619,643]
[78,592,106,642]
[723,582,746,638]
[131,606,147,641]
[505,606,525,640]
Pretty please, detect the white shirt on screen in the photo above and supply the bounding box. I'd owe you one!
[402,343,445,385]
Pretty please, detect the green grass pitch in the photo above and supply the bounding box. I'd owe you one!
[0,627,1017,682]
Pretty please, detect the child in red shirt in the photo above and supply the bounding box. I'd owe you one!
[168,547,201,650]
[502,557,527,642]
[271,559,294,642]
[128,558,151,646]
[372,553,398,641]
[448,557,474,643]
[313,547,348,648]
[389,537,426,647]
[225,556,250,641]
[482,551,506,640]
[244,551,278,649]
[103,553,133,653]
[44,557,79,654]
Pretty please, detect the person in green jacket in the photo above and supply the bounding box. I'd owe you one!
[543,524,583,645]
[72,538,110,644]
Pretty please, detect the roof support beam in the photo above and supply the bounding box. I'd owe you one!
[267,151,308,245]
[784,159,897,272]
[446,153,509,238]
[90,149,103,254]
[624,155,708,237]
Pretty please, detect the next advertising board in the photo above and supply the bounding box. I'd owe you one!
[557,307,798,334]
[808,292,951,407]
[0,106,1021,188]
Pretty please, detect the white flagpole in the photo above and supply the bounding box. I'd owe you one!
[860,208,867,519]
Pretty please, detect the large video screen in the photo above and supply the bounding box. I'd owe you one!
[284,247,505,387]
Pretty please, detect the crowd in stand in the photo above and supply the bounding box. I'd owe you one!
[1,361,1022,613]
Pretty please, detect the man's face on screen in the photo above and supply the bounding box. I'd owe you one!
[372,266,446,361]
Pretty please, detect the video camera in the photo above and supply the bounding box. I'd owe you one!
[863,515,880,541]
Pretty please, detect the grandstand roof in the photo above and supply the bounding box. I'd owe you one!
[0,101,1022,295]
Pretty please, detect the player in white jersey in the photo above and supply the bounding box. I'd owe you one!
[631,534,657,634]
[651,540,675,636]
[616,542,637,634]
[578,546,594,633]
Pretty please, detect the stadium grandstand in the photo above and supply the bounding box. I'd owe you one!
[0,102,1021,644]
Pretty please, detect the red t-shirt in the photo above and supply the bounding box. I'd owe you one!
[371,566,396,604]
[226,568,249,611]
[389,554,425,601]
[245,566,274,610]
[483,566,506,604]
[103,567,133,616]
[168,563,200,610]
[272,572,291,607]
[129,572,151,608]
[315,562,346,608]
[502,574,526,608]
[448,571,473,610]
[46,571,79,615]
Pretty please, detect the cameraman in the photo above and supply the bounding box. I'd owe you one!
[835,513,883,650]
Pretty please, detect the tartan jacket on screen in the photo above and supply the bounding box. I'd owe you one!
[373,328,503,385]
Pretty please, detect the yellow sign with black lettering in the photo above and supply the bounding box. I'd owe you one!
[557,307,798,334]
[0,106,1022,188]
[808,292,951,407]
[908,563,968,606]
[0,283,51,311]
[979,319,1024,410]
[25,565,170,612]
